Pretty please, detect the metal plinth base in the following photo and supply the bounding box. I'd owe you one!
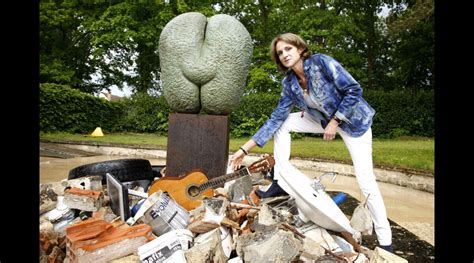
[166,113,229,179]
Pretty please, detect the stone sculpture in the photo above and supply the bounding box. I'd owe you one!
[159,12,253,115]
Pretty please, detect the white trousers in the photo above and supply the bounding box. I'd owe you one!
[273,112,392,245]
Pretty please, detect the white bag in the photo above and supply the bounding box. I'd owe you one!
[350,195,373,235]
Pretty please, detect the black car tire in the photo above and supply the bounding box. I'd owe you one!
[68,159,155,183]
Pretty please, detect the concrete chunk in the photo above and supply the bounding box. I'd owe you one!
[40,181,65,198]
[188,198,230,234]
[370,247,408,263]
[256,204,282,226]
[236,229,302,262]
[185,228,230,262]
[108,254,140,263]
[40,199,57,215]
[48,246,66,263]
[62,176,103,191]
[227,175,253,203]
[40,220,58,254]
[298,224,342,253]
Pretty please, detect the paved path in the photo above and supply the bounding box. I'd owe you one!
[40,140,434,193]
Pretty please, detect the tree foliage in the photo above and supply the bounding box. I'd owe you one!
[385,0,434,90]
[40,0,434,94]
[40,0,104,93]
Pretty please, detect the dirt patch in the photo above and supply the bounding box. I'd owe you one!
[331,191,435,262]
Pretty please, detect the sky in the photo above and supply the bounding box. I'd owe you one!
[109,85,132,98]
[378,4,391,18]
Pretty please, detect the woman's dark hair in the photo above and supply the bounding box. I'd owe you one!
[270,33,312,72]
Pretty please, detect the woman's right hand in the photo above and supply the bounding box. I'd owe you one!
[229,150,246,171]
[229,140,256,171]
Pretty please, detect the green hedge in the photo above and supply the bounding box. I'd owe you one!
[40,84,434,138]
[40,83,171,134]
[115,92,171,134]
[40,83,124,133]
[365,89,434,138]
[229,93,277,137]
[230,89,434,138]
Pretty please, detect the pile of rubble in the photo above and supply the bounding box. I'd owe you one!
[39,170,407,262]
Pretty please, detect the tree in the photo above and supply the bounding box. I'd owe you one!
[386,0,434,90]
[39,0,434,95]
[40,0,109,93]
[40,0,219,95]
[87,1,175,94]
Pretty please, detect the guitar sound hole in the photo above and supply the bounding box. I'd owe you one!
[187,185,200,198]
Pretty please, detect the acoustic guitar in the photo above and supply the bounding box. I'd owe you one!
[147,155,275,211]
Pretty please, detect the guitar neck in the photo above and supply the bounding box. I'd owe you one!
[199,168,250,191]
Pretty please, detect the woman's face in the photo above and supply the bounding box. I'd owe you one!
[276,40,302,69]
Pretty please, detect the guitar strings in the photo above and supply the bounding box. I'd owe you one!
[197,157,273,193]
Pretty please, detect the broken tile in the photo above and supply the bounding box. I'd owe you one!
[66,219,153,263]
[64,187,104,212]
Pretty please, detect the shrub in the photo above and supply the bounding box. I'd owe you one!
[39,83,124,133]
[40,84,434,138]
[116,93,171,134]
[364,89,434,138]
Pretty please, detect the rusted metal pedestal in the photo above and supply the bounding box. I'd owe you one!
[166,113,229,179]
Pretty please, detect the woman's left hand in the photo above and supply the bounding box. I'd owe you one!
[323,119,339,140]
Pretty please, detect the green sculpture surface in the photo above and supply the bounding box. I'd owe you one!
[159,12,253,115]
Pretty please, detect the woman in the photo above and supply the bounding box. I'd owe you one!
[229,33,392,251]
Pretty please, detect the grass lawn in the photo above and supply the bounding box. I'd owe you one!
[40,132,434,173]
